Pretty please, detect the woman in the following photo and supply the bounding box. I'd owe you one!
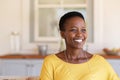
[39,11,119,80]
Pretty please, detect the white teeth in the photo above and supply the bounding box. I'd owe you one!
[75,39,82,43]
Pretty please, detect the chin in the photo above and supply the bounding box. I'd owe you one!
[73,45,83,49]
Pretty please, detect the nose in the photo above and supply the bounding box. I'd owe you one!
[76,31,82,37]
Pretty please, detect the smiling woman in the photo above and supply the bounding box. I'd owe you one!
[39,11,120,80]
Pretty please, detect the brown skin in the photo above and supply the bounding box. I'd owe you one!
[56,16,93,64]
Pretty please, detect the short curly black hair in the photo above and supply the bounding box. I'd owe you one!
[59,11,85,31]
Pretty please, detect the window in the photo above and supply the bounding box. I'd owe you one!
[30,0,93,43]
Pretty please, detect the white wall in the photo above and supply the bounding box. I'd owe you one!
[0,0,22,55]
[0,0,120,55]
[103,0,120,48]
[85,0,120,53]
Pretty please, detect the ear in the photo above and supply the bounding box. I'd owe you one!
[60,31,65,39]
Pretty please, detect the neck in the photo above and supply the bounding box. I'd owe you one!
[65,48,86,59]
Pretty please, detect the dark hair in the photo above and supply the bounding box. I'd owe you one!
[59,11,85,31]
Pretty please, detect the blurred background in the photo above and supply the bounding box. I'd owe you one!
[0,0,120,55]
[0,0,120,78]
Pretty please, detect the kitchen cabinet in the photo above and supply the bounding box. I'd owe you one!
[28,60,43,76]
[0,59,43,76]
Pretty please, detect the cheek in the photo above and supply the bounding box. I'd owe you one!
[82,32,88,39]
[85,33,88,38]
[66,33,75,39]
[84,34,87,38]
[65,34,75,43]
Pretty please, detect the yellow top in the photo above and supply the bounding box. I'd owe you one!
[40,54,119,80]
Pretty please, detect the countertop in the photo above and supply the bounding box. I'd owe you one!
[0,54,120,59]
[0,54,46,59]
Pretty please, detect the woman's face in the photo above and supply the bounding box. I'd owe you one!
[61,16,87,49]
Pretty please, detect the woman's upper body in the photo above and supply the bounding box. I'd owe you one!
[39,11,120,80]
[40,54,119,80]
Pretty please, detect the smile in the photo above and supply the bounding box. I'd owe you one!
[74,39,82,43]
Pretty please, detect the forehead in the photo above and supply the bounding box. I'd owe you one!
[65,16,85,26]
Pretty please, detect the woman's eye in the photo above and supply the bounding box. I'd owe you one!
[81,29,86,33]
[70,29,77,32]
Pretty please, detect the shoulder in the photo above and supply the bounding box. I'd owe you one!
[92,54,109,64]
[44,54,56,62]
[42,54,63,68]
[93,54,106,60]
[41,54,56,68]
[93,54,113,67]
[90,54,113,71]
[93,55,119,79]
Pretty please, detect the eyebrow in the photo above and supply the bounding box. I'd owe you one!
[70,26,86,28]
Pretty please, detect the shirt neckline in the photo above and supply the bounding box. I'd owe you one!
[53,54,96,65]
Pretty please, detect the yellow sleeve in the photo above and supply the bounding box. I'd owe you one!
[39,56,54,80]
[101,56,120,80]
[107,62,120,80]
